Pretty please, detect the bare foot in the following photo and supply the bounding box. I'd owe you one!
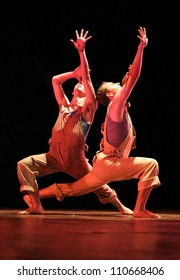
[23,194,33,208]
[17,207,44,215]
[133,209,160,218]
[120,206,133,215]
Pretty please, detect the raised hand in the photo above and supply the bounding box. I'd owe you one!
[137,26,148,47]
[70,29,92,51]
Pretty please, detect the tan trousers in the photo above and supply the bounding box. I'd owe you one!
[17,152,118,204]
[57,153,161,197]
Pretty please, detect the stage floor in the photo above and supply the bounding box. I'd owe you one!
[0,209,180,260]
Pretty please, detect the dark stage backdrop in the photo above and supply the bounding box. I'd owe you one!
[0,2,179,210]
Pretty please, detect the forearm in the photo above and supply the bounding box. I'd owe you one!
[52,71,74,106]
[78,50,90,80]
[130,41,145,80]
[52,71,75,86]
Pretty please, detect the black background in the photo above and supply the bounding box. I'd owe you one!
[0,1,179,210]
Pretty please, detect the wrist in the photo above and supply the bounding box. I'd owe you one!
[78,48,85,53]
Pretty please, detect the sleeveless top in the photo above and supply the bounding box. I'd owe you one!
[100,111,136,158]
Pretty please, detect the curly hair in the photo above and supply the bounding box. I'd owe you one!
[95,82,110,106]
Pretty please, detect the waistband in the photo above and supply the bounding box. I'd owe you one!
[96,149,124,157]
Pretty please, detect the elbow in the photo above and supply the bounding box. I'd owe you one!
[52,76,59,86]
[52,76,56,83]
